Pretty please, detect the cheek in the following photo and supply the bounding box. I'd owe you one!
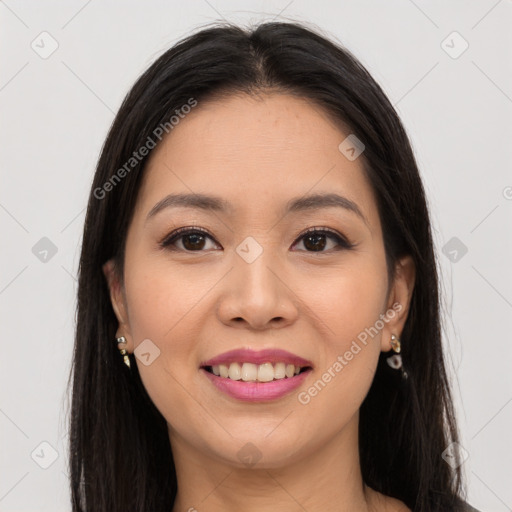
[296,256,388,411]
[305,254,388,343]
[330,269,387,340]
[121,262,206,425]
[124,257,208,340]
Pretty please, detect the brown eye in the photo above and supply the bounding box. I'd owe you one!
[292,228,353,253]
[160,226,354,253]
[161,228,219,252]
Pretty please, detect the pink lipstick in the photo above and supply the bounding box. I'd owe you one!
[200,348,313,402]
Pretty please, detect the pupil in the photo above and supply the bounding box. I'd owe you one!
[183,234,205,250]
[304,233,326,251]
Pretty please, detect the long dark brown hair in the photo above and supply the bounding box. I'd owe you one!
[67,20,470,511]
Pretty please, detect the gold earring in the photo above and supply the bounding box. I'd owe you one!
[390,333,401,353]
[386,334,408,379]
[116,336,131,368]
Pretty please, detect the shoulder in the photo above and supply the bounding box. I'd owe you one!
[379,494,411,511]
[459,502,482,512]
[436,498,482,512]
[449,495,482,512]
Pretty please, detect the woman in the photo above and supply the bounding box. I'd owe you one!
[68,20,481,511]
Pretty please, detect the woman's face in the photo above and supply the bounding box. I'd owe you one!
[105,92,414,469]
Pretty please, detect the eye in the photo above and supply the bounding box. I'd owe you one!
[160,226,354,253]
[160,227,219,252]
[291,227,354,253]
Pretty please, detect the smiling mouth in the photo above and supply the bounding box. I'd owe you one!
[202,362,312,382]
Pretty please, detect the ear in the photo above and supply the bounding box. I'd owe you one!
[102,259,133,351]
[380,254,416,352]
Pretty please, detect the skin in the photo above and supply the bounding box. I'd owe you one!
[104,92,415,512]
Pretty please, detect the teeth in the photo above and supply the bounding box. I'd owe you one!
[210,362,306,382]
[257,362,274,382]
[274,362,286,379]
[228,362,242,380]
[241,362,258,381]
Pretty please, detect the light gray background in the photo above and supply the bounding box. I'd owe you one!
[1,1,511,511]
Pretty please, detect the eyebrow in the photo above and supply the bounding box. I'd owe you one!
[146,192,369,226]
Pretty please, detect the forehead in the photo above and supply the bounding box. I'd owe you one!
[137,93,379,229]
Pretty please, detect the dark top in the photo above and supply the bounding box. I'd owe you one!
[461,503,481,512]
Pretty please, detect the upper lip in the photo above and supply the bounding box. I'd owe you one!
[200,348,313,368]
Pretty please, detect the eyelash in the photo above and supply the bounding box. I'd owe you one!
[160,226,355,253]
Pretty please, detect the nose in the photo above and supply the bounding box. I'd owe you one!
[216,249,299,331]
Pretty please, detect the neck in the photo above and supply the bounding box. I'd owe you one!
[169,412,378,512]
